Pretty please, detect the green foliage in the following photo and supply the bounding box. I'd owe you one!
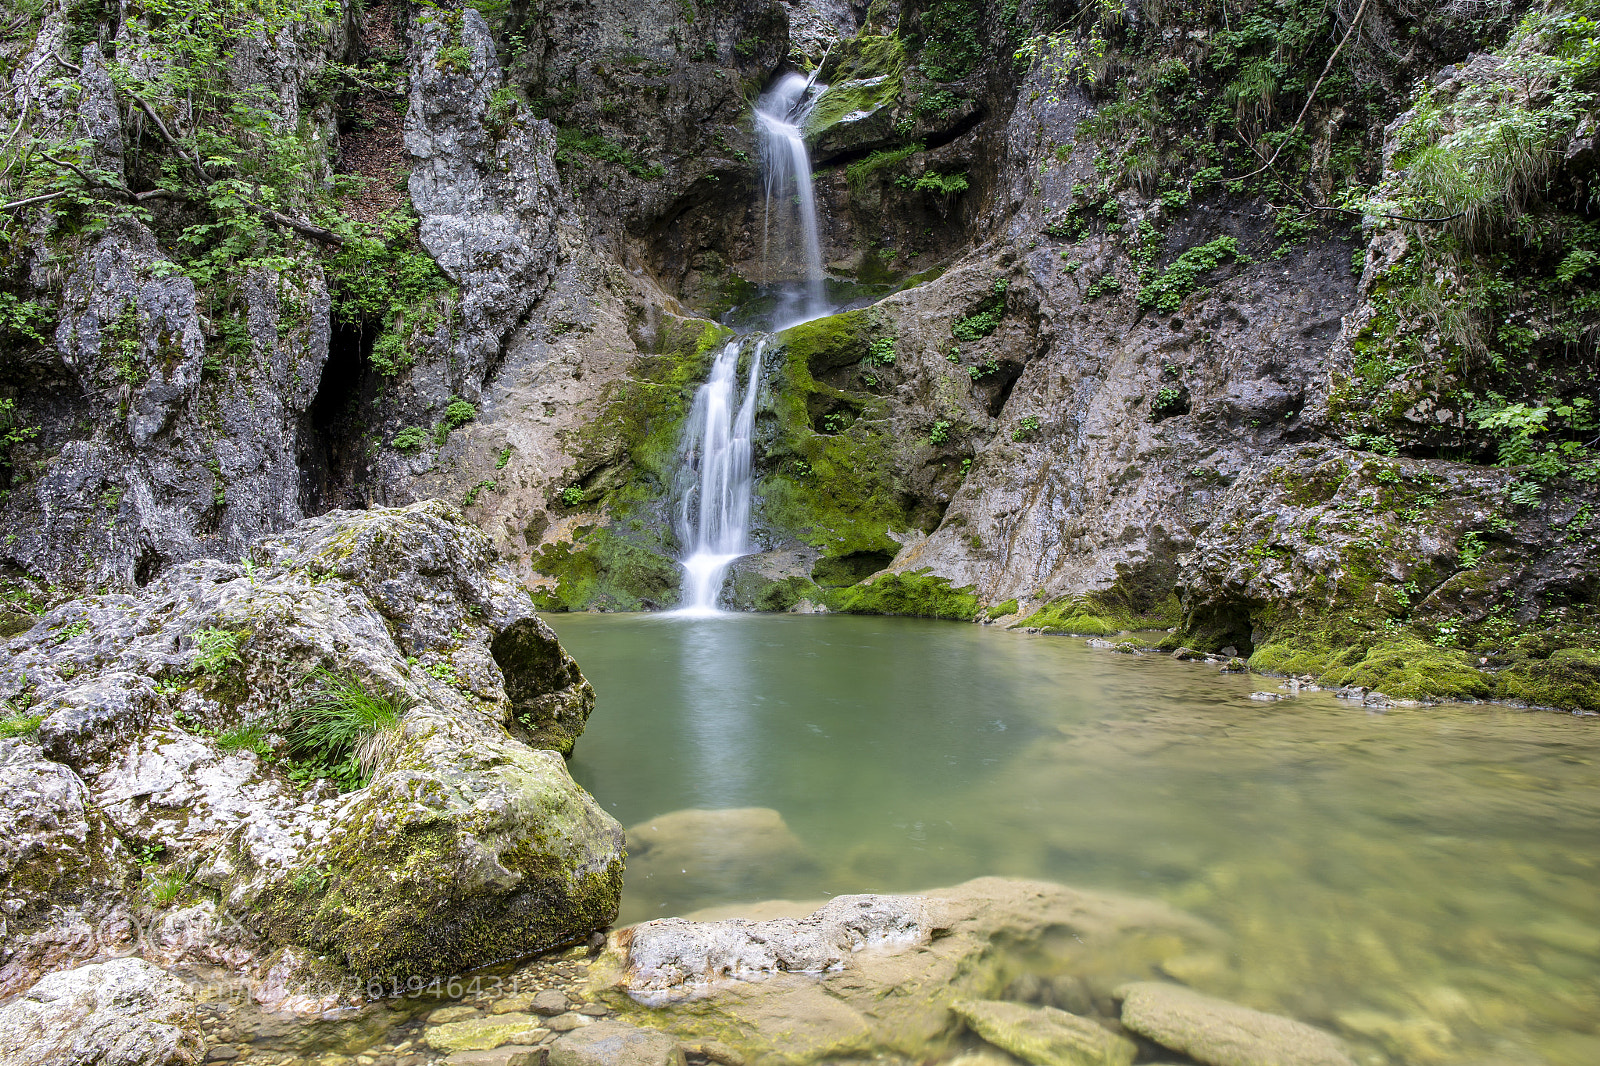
[215,723,271,756]
[1012,415,1041,442]
[144,868,191,907]
[190,627,243,676]
[865,337,896,366]
[0,712,43,739]
[284,671,410,791]
[1138,237,1244,312]
[443,398,478,429]
[845,144,923,192]
[910,170,970,195]
[952,305,1003,342]
[554,127,665,180]
[391,426,428,452]
[928,419,951,445]
[914,0,984,82]
[560,486,585,507]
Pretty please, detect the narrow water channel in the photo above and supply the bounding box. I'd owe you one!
[551,612,1600,1066]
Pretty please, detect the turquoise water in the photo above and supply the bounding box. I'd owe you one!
[550,612,1600,1065]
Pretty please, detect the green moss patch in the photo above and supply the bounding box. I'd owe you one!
[1320,637,1492,701]
[580,317,730,493]
[759,309,915,560]
[529,527,681,612]
[1016,593,1180,636]
[826,570,978,620]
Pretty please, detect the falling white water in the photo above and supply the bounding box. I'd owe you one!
[755,72,827,328]
[668,73,831,613]
[672,339,765,614]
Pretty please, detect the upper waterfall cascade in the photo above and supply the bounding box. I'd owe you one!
[671,73,831,613]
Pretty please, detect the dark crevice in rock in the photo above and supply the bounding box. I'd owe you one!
[298,316,376,516]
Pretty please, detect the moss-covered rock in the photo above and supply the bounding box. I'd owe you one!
[827,570,978,620]
[530,527,682,612]
[257,740,624,983]
[1016,593,1180,636]
[1320,638,1491,701]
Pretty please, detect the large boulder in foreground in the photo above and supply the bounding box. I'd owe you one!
[593,877,1224,1065]
[0,501,622,999]
[0,957,202,1066]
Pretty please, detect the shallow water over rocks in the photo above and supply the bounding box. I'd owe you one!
[549,613,1600,1066]
[228,614,1599,1066]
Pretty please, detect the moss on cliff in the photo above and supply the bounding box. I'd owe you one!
[529,527,680,612]
[826,570,978,620]
[757,309,913,564]
[1017,593,1181,636]
[581,317,730,495]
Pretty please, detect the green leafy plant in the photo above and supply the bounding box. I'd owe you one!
[1012,416,1041,442]
[215,723,271,756]
[144,868,191,907]
[283,670,410,791]
[391,426,429,452]
[929,420,952,445]
[1138,237,1245,312]
[190,627,243,676]
[560,486,585,507]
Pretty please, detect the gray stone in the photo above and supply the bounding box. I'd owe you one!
[0,957,203,1066]
[0,504,622,995]
[1118,982,1356,1066]
[548,1021,684,1066]
[529,990,571,1015]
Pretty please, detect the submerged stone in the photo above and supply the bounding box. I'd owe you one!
[425,1012,545,1052]
[549,1019,685,1066]
[951,999,1136,1066]
[1117,982,1356,1066]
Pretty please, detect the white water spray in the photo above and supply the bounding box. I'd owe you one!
[673,339,765,614]
[755,72,827,328]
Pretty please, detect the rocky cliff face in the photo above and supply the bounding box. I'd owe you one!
[2,0,1597,713]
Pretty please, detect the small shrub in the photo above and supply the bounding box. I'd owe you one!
[391,426,428,452]
[929,420,952,445]
[560,486,584,507]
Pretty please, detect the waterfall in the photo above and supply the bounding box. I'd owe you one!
[668,72,829,613]
[755,72,827,328]
[673,338,765,614]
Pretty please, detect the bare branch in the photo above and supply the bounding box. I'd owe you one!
[0,189,71,212]
[258,208,345,245]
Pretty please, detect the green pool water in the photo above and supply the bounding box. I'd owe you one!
[550,611,1600,1066]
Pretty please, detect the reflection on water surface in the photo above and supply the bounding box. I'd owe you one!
[551,612,1600,1066]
